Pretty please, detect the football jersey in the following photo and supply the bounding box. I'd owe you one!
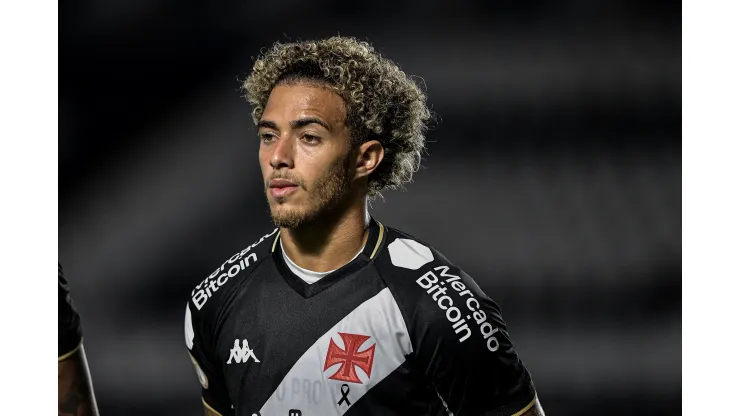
[59,262,83,360]
[185,219,537,416]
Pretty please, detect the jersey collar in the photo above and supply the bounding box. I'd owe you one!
[270,217,386,298]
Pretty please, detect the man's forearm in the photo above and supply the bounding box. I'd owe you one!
[58,345,99,416]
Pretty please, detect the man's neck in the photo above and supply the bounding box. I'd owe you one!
[280,200,371,273]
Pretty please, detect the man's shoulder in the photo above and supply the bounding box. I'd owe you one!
[373,224,473,302]
[374,224,461,278]
[187,227,279,317]
[374,224,502,349]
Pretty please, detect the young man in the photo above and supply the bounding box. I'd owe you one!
[59,263,99,416]
[185,36,543,416]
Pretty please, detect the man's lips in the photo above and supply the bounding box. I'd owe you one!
[269,179,298,188]
[268,179,299,197]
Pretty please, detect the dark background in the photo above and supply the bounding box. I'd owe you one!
[59,1,680,414]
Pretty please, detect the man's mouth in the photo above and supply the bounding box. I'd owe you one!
[269,179,299,198]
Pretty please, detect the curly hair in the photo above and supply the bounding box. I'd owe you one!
[242,36,432,197]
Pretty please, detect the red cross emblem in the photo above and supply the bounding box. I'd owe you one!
[323,332,376,384]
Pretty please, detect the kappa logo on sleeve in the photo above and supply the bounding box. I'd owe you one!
[227,339,261,365]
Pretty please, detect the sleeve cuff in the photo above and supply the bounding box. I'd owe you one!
[510,395,537,416]
[58,340,82,362]
[202,396,225,416]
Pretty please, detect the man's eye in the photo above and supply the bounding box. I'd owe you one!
[302,134,320,144]
[260,133,276,143]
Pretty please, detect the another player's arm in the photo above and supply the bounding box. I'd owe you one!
[58,344,99,416]
[512,396,545,416]
[58,263,99,416]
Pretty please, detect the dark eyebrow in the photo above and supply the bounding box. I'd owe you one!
[290,117,331,132]
[258,117,331,132]
[257,120,278,130]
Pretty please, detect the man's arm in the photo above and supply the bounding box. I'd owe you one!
[186,303,234,415]
[58,263,99,416]
[514,396,545,416]
[58,344,99,416]
[203,398,223,416]
[408,265,543,415]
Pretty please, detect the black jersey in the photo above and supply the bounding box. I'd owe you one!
[185,219,536,416]
[59,262,82,360]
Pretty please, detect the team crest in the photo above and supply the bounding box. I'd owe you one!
[323,332,376,384]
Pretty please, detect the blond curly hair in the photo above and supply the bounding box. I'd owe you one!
[242,36,432,197]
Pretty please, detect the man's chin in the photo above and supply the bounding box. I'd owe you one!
[270,207,310,229]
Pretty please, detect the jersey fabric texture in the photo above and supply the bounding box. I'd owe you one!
[185,219,536,416]
[59,262,83,361]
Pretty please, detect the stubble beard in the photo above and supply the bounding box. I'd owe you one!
[267,155,354,229]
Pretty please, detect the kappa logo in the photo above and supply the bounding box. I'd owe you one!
[323,332,376,384]
[227,339,261,365]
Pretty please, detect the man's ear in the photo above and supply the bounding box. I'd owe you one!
[354,140,384,179]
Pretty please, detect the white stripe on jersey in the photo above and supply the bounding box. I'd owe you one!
[258,287,412,416]
[185,303,194,350]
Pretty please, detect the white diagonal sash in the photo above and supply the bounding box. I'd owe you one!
[257,288,412,416]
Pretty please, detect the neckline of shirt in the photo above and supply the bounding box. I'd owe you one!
[280,240,365,285]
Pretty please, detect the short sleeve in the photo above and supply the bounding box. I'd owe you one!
[185,301,234,415]
[58,263,82,360]
[412,267,537,415]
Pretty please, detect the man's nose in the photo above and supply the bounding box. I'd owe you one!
[270,135,295,170]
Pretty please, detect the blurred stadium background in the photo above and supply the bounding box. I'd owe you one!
[59,0,680,414]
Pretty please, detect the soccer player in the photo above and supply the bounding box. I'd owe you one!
[185,36,544,416]
[59,263,99,416]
